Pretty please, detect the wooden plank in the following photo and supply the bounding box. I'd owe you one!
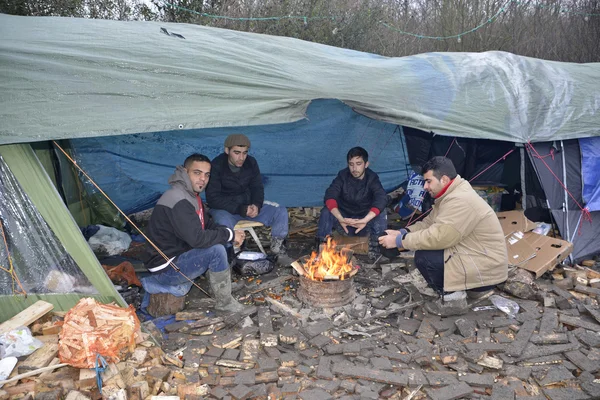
[19,343,58,373]
[0,300,54,334]
[0,362,68,385]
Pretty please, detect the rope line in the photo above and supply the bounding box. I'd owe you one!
[52,141,212,298]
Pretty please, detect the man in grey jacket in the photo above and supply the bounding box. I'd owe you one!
[143,153,245,312]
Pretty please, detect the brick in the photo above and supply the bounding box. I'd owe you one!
[583,304,600,325]
[211,386,228,399]
[501,365,532,380]
[491,383,515,400]
[339,380,356,393]
[564,350,600,373]
[257,357,278,372]
[294,365,312,376]
[324,343,344,355]
[234,370,256,386]
[343,341,361,356]
[535,365,574,387]
[458,373,496,388]
[316,357,333,380]
[465,342,507,352]
[331,363,407,386]
[530,333,569,344]
[416,318,436,340]
[542,387,592,400]
[308,334,331,349]
[574,329,600,348]
[280,352,300,367]
[370,357,393,370]
[311,379,340,393]
[477,328,491,343]
[255,371,278,384]
[517,342,579,361]
[281,383,301,396]
[229,384,254,400]
[222,349,240,360]
[506,319,538,357]
[404,369,428,387]
[559,315,600,332]
[302,321,332,339]
[426,371,459,387]
[298,389,332,400]
[425,381,474,400]
[397,318,421,335]
[258,307,278,347]
[263,346,281,359]
[205,346,225,358]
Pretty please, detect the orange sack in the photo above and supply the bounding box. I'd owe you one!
[58,298,141,368]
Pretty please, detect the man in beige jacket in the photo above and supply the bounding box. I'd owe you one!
[379,156,508,316]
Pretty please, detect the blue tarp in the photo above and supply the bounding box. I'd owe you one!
[580,137,600,212]
[70,100,410,215]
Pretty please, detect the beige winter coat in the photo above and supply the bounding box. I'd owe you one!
[402,176,508,292]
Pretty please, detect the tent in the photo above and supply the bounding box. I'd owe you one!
[1,14,600,319]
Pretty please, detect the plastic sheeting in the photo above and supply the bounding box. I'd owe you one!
[69,100,409,214]
[579,137,600,212]
[1,14,599,146]
[0,155,97,295]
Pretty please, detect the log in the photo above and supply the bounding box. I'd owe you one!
[147,293,185,317]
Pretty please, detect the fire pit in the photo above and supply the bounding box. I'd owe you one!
[292,238,359,308]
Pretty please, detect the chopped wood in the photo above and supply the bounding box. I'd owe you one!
[147,293,185,317]
[0,300,54,334]
[214,360,255,369]
[244,276,295,296]
[265,297,303,320]
[58,298,141,368]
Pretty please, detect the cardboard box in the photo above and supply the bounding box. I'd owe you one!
[497,210,538,236]
[500,211,574,277]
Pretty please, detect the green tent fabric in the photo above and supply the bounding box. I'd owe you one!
[1,14,599,145]
[0,144,125,321]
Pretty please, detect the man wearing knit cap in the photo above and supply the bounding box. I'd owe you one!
[206,134,293,266]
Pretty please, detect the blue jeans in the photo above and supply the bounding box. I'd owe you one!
[317,207,387,242]
[210,202,288,238]
[141,244,228,308]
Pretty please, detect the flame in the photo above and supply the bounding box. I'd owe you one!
[303,237,354,281]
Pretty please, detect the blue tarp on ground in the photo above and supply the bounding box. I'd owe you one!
[70,100,410,214]
[580,137,600,212]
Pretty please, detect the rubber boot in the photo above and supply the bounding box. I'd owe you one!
[271,237,294,266]
[208,269,245,313]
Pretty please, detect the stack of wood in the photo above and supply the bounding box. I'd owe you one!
[551,263,600,298]
[59,298,142,368]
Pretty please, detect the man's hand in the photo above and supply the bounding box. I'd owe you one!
[233,230,246,247]
[344,218,367,233]
[378,229,401,249]
[246,204,259,218]
[338,218,349,234]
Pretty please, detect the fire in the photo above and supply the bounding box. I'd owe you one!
[303,237,354,281]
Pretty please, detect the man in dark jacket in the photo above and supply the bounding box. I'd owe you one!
[143,153,245,313]
[318,147,388,261]
[206,134,292,265]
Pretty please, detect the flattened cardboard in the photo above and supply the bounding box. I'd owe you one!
[505,231,537,267]
[522,232,573,277]
[497,211,537,236]
[504,230,573,278]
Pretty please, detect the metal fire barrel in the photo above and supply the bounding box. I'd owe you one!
[296,275,355,308]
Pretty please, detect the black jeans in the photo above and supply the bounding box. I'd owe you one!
[414,250,495,294]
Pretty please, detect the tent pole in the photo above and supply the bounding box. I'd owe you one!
[520,146,526,211]
[560,140,572,264]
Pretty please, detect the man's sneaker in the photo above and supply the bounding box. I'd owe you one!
[467,289,494,301]
[424,291,468,317]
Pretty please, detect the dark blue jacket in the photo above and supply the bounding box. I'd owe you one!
[324,168,387,217]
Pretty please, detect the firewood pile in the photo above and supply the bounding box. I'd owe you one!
[58,298,142,368]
